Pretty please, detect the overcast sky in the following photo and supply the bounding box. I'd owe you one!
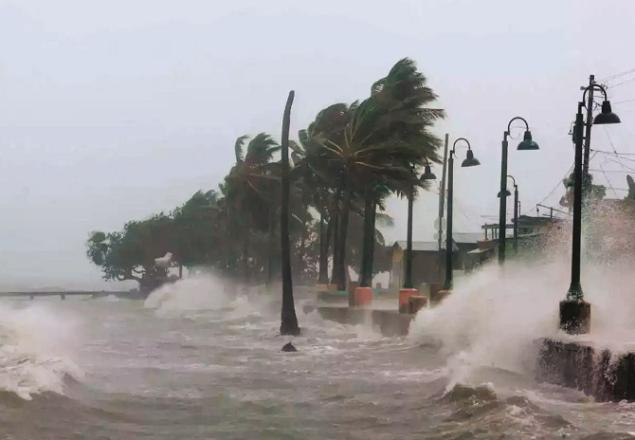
[1,0,634,289]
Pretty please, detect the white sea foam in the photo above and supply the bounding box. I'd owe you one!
[408,214,635,388]
[0,302,83,399]
[144,275,233,316]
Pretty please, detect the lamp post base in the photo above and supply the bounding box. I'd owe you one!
[350,286,373,307]
[559,299,591,334]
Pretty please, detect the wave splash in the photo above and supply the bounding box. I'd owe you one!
[409,247,635,389]
[144,274,273,320]
[0,302,83,400]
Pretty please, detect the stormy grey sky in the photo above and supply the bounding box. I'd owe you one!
[1,0,634,289]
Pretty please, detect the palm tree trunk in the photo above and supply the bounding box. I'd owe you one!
[369,199,377,286]
[280,90,300,336]
[242,233,250,284]
[318,212,330,284]
[330,191,341,285]
[404,191,414,289]
[267,205,275,285]
[359,187,375,287]
[336,173,351,291]
[298,194,309,282]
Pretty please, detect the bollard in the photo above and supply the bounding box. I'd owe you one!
[408,295,427,314]
[350,286,373,307]
[398,288,418,313]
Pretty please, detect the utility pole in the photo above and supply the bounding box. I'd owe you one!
[582,74,595,189]
[437,134,449,279]
[513,184,519,253]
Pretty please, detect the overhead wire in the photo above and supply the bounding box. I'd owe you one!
[599,68,635,83]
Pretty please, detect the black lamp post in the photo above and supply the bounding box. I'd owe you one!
[403,164,437,289]
[560,83,620,334]
[443,138,480,290]
[498,117,539,264]
[498,175,519,254]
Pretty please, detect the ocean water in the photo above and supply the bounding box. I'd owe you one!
[2,270,635,439]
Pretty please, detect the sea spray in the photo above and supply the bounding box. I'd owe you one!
[0,301,83,399]
[144,274,234,316]
[409,202,635,388]
[144,274,279,320]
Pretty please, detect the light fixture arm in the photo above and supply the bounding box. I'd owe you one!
[506,116,530,137]
[582,83,608,107]
[451,137,471,155]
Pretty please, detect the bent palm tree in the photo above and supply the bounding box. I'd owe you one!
[280,91,300,336]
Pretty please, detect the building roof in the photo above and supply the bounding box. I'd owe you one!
[452,232,482,244]
[393,240,458,252]
[516,215,567,225]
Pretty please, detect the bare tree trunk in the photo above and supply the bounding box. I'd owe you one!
[280,91,300,336]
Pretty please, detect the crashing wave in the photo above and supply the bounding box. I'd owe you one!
[0,302,83,400]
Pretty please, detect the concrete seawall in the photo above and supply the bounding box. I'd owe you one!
[537,338,635,402]
[303,305,413,337]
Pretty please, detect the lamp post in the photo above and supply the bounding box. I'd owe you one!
[512,177,519,253]
[498,175,519,253]
[399,164,436,313]
[498,117,539,264]
[560,83,620,334]
[442,138,480,291]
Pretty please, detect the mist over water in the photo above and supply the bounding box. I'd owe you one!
[4,234,635,437]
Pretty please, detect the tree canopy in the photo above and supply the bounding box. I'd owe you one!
[87,58,444,293]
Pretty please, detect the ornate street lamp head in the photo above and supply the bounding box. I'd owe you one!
[517,129,539,150]
[420,164,436,181]
[497,189,512,197]
[593,100,621,124]
[461,149,480,167]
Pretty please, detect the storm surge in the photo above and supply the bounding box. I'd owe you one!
[0,301,83,400]
[408,245,635,391]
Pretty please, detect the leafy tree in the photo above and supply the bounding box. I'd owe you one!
[222,133,280,281]
[312,58,444,290]
[87,214,175,293]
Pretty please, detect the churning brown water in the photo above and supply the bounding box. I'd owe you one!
[2,269,635,440]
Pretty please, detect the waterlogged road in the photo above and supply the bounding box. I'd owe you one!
[1,276,635,439]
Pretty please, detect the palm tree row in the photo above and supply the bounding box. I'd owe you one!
[87,57,445,296]
[289,58,445,291]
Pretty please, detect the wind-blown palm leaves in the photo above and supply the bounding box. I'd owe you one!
[87,57,445,296]
[307,58,445,290]
[222,133,280,280]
